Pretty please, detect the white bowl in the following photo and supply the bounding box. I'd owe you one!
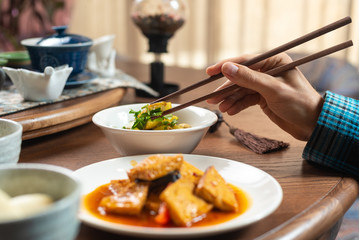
[0,119,22,164]
[92,103,218,156]
[0,163,81,240]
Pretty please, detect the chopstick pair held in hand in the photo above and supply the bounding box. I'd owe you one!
[151,16,353,119]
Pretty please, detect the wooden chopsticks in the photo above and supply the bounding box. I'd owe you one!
[150,16,352,118]
[151,16,351,104]
[156,40,352,118]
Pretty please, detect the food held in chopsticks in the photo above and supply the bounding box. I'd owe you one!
[84,154,250,227]
[124,101,191,130]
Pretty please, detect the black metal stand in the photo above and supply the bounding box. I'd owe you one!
[136,57,179,98]
[132,11,185,99]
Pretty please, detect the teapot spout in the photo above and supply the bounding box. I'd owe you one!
[51,65,73,83]
[2,67,20,85]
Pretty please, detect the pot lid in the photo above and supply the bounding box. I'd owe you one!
[37,26,92,46]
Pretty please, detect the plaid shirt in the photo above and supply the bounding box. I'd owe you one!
[303,91,359,177]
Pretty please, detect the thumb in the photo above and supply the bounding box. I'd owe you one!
[221,62,278,96]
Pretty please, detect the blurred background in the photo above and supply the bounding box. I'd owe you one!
[70,0,359,69]
[1,0,358,68]
[1,0,359,98]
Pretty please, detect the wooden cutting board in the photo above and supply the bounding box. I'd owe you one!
[2,88,126,140]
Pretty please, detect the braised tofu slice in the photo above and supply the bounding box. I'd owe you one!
[179,161,203,184]
[99,179,149,215]
[195,166,238,212]
[127,154,184,181]
[160,179,213,226]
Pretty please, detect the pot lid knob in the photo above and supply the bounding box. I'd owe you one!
[37,25,92,46]
[52,25,67,36]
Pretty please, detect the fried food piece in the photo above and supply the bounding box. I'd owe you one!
[179,161,203,184]
[195,166,238,212]
[99,179,149,215]
[173,123,191,129]
[152,115,178,130]
[141,102,172,115]
[141,102,172,130]
[160,179,213,226]
[127,154,184,181]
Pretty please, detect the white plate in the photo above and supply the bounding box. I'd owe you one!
[75,154,283,239]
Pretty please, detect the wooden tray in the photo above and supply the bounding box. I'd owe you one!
[3,88,126,140]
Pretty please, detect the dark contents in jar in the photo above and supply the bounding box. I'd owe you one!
[132,14,184,53]
[132,14,184,36]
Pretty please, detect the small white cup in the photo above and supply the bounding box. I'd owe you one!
[91,35,115,61]
[0,119,23,164]
[87,35,116,77]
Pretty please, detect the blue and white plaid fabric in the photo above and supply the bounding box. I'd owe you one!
[303,91,359,177]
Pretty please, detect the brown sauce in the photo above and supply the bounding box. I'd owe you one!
[83,182,251,228]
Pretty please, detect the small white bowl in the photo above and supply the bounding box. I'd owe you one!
[0,163,81,240]
[0,119,22,165]
[3,65,73,101]
[92,103,218,156]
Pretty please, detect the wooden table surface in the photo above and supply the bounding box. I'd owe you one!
[12,60,359,240]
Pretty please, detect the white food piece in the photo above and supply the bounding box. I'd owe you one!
[0,188,54,222]
[9,193,53,217]
[0,189,22,221]
[0,188,11,202]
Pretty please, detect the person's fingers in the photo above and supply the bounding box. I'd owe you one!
[216,88,256,112]
[206,80,237,104]
[221,62,282,97]
[206,60,281,105]
[224,93,261,115]
[206,52,293,77]
[206,87,238,104]
[205,55,254,76]
[206,63,222,76]
[247,53,293,72]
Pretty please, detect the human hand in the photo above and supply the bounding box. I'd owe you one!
[206,53,324,141]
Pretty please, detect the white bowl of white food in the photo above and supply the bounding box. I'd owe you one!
[0,163,81,240]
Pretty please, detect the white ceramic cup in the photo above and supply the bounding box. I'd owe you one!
[0,119,23,164]
[91,35,115,61]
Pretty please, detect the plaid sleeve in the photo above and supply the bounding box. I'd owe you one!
[302,91,359,177]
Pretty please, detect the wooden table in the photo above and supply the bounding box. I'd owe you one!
[12,60,359,240]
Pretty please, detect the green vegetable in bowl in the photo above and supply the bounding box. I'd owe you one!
[124,102,191,130]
